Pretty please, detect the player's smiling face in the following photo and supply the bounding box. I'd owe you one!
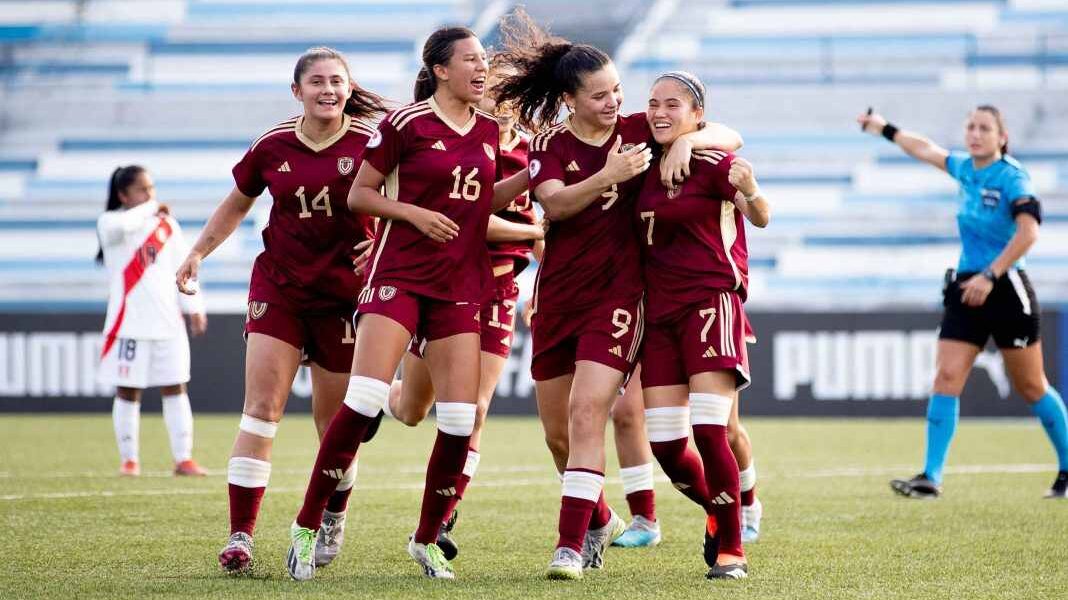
[567,63,622,130]
[436,36,488,105]
[646,79,703,147]
[964,109,1006,161]
[292,58,352,123]
[119,172,156,209]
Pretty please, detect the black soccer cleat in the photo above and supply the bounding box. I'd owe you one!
[707,562,748,580]
[703,530,719,569]
[436,509,459,561]
[1045,470,1068,499]
[890,473,942,499]
[361,410,384,443]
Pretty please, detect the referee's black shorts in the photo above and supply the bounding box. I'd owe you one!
[939,268,1041,349]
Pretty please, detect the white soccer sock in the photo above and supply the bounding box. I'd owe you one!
[228,456,271,488]
[644,406,690,442]
[162,393,194,462]
[435,402,477,436]
[619,463,655,496]
[690,393,732,426]
[112,397,140,462]
[462,450,481,479]
[561,469,604,501]
[343,376,389,418]
[739,462,757,493]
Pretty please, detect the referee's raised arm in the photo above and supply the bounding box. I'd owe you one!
[858,108,949,172]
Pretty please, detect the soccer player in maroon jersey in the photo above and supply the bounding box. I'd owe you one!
[493,16,744,579]
[379,59,544,561]
[174,47,386,575]
[285,27,528,581]
[637,71,771,580]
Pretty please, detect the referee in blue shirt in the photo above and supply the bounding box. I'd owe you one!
[859,105,1067,499]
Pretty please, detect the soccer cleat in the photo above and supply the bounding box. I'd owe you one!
[581,508,626,569]
[890,473,942,499]
[119,460,140,477]
[314,510,347,567]
[436,508,459,561]
[1045,470,1068,499]
[218,532,253,574]
[362,410,385,443]
[611,515,662,548]
[407,537,455,579]
[174,459,207,476]
[742,498,763,543]
[286,521,317,581]
[707,561,749,580]
[546,547,584,580]
[703,515,719,569]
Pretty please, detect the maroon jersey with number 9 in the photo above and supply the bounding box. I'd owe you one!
[637,149,748,323]
[528,112,649,314]
[232,114,376,306]
[361,98,500,303]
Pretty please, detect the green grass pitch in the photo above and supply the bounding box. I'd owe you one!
[1,414,1065,599]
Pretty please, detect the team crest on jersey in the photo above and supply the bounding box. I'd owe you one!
[337,156,354,175]
[378,285,397,302]
[248,301,268,320]
[529,159,541,179]
[367,129,382,149]
[483,143,495,161]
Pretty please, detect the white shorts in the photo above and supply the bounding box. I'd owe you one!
[98,334,191,389]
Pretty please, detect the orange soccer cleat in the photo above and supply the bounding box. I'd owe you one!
[174,459,208,476]
[119,460,141,477]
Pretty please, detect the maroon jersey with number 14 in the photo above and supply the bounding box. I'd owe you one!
[489,131,536,273]
[637,149,748,323]
[361,98,500,304]
[232,114,376,306]
[527,112,648,314]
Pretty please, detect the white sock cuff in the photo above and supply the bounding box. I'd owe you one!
[462,450,481,478]
[690,393,732,426]
[382,381,399,419]
[336,459,358,492]
[113,397,140,411]
[644,406,690,442]
[435,402,477,437]
[619,463,655,494]
[343,376,390,418]
[562,470,604,502]
[739,463,757,492]
[228,456,271,488]
[239,414,278,439]
[161,392,189,404]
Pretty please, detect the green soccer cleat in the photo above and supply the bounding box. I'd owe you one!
[286,522,317,581]
[407,538,454,579]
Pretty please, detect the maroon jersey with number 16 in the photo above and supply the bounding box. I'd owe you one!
[489,131,536,273]
[637,149,748,323]
[232,114,376,306]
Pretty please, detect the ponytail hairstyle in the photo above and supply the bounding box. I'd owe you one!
[293,46,389,119]
[974,104,1009,156]
[414,26,479,102]
[492,8,611,131]
[96,165,147,264]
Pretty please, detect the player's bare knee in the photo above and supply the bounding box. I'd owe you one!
[243,396,284,424]
[1013,379,1047,404]
[393,403,425,427]
[932,367,966,396]
[116,387,142,402]
[544,434,569,463]
[160,383,184,396]
[610,402,641,432]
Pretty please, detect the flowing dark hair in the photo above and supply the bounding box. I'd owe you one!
[414,26,479,102]
[974,104,1009,156]
[96,165,146,264]
[293,46,389,119]
[492,9,611,131]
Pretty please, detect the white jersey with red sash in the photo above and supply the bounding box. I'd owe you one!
[98,200,204,352]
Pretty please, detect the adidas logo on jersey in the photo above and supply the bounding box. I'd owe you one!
[277,161,291,172]
[322,468,345,480]
[703,346,718,358]
[609,345,622,357]
[710,491,734,505]
[566,160,581,172]
[432,140,447,151]
[436,487,457,497]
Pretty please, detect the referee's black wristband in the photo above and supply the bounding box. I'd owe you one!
[881,123,899,142]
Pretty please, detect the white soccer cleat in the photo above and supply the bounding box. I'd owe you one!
[742,498,763,543]
[581,509,627,569]
[286,521,317,581]
[314,510,347,567]
[218,532,253,574]
[546,546,584,580]
[407,537,455,579]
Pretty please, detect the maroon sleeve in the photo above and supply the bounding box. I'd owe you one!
[708,152,739,200]
[529,134,566,191]
[363,117,404,177]
[232,145,266,198]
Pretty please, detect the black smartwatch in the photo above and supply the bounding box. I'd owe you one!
[981,268,997,282]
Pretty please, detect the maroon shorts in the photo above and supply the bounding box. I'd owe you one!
[245,267,356,374]
[359,283,481,344]
[640,290,751,390]
[530,294,645,381]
